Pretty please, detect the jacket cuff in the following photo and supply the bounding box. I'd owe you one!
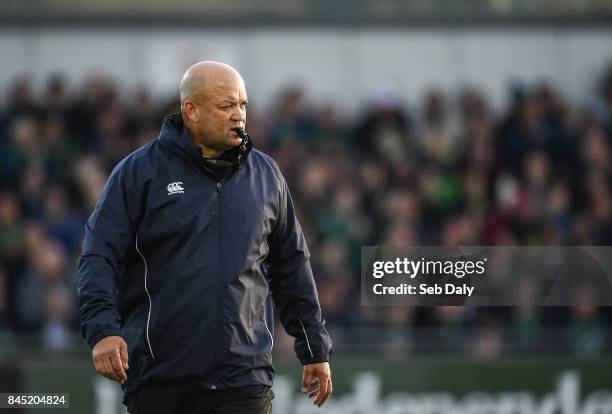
[299,354,331,365]
[295,321,333,366]
[87,328,124,349]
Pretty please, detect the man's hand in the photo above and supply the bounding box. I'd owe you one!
[302,362,332,407]
[92,336,129,384]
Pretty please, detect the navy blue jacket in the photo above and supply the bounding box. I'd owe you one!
[77,114,332,402]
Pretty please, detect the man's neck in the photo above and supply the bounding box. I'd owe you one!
[197,142,223,159]
[183,123,223,158]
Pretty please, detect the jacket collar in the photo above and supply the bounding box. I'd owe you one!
[157,113,252,172]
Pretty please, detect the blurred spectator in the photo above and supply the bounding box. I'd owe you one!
[381,307,416,358]
[566,287,608,357]
[13,232,69,331]
[0,268,16,353]
[267,86,316,148]
[354,86,413,166]
[4,76,41,120]
[0,191,26,276]
[431,306,468,352]
[42,282,76,353]
[512,277,543,352]
[469,313,504,360]
[41,185,84,255]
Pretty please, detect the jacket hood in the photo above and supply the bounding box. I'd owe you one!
[157,113,252,171]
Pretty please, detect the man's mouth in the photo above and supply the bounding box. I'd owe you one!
[230,127,245,140]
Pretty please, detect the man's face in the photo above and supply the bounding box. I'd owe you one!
[193,76,248,154]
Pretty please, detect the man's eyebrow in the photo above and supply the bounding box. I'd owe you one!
[217,99,248,105]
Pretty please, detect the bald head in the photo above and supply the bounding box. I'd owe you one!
[180,61,244,110]
[179,61,248,158]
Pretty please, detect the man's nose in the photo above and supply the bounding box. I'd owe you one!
[231,106,246,122]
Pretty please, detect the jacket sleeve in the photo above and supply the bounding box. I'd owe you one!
[266,173,333,365]
[77,160,141,348]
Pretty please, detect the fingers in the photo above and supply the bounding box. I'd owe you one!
[307,378,319,398]
[93,356,104,378]
[302,369,313,393]
[305,374,332,407]
[110,349,127,384]
[106,357,121,382]
[98,357,118,382]
[119,339,130,371]
[313,376,330,407]
[320,378,333,406]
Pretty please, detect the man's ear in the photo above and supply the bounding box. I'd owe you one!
[183,100,199,123]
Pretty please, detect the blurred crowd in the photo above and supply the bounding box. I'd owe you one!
[1,67,612,359]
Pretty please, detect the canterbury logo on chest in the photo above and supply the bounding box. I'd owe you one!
[167,182,184,195]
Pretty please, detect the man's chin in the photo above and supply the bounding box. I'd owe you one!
[228,130,243,143]
[212,139,241,154]
[226,135,243,147]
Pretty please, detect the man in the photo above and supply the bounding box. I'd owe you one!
[78,61,333,413]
